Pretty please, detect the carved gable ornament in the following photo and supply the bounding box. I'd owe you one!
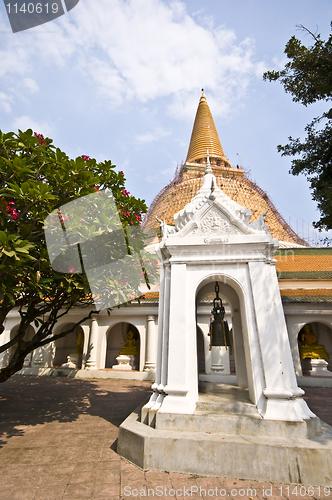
[156,153,270,241]
[186,205,241,237]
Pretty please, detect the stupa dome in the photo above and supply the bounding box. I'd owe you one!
[144,91,307,247]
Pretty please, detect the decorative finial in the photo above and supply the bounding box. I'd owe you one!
[205,148,213,175]
[201,88,205,97]
[209,179,216,200]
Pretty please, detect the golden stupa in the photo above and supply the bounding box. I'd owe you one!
[144,91,307,247]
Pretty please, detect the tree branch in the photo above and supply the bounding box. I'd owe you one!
[295,24,321,43]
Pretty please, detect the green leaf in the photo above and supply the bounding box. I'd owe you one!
[2,250,15,257]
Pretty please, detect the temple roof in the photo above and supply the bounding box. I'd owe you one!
[144,92,308,247]
[275,248,332,279]
[280,289,332,303]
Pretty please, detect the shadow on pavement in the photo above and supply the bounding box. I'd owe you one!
[0,376,152,448]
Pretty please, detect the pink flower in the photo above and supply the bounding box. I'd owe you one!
[81,155,91,161]
[5,202,18,219]
[57,210,68,222]
[121,189,130,197]
[119,171,124,176]
[34,132,46,146]
[135,214,141,221]
[93,186,99,190]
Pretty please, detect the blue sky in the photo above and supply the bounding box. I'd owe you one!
[1,0,331,244]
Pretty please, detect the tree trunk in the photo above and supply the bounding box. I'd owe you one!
[0,344,30,383]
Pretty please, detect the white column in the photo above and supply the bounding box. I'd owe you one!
[85,316,99,370]
[248,261,315,421]
[153,262,165,389]
[143,263,167,422]
[81,324,90,369]
[144,315,156,371]
[160,262,197,414]
[160,263,171,391]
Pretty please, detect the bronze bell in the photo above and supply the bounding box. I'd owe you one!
[209,282,232,351]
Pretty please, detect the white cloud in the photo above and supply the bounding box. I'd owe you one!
[12,115,53,136]
[135,127,170,145]
[0,44,30,78]
[22,77,39,93]
[118,159,130,173]
[146,161,178,183]
[0,0,264,118]
[271,56,288,70]
[0,92,13,113]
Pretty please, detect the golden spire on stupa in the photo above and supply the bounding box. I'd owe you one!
[186,89,228,165]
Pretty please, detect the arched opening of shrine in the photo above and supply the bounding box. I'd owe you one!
[195,275,248,391]
[52,324,84,368]
[105,322,140,370]
[297,321,332,375]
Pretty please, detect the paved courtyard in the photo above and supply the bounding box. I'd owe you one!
[0,376,331,500]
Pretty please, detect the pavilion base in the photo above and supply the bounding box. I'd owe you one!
[117,385,332,486]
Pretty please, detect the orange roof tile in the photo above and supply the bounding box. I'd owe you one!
[280,288,332,303]
[275,249,332,279]
[280,289,332,297]
[275,254,332,273]
[143,292,159,298]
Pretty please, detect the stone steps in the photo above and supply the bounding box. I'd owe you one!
[155,410,322,439]
[197,381,259,414]
[195,398,258,415]
[148,384,322,439]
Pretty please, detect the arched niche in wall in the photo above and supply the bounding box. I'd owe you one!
[105,322,141,370]
[297,321,332,374]
[52,324,84,368]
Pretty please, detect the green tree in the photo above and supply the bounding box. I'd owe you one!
[263,23,332,231]
[0,129,156,382]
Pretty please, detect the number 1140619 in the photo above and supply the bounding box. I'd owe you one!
[279,486,331,496]
[6,3,59,14]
